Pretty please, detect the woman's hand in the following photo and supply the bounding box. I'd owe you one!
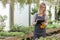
[32,22,37,26]
[36,19,40,22]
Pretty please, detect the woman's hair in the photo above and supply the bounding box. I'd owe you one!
[40,3,46,7]
[39,3,46,15]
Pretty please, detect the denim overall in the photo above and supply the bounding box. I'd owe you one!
[33,14,46,40]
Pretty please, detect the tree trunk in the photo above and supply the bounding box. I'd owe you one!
[55,6,57,20]
[10,0,14,28]
[29,4,31,26]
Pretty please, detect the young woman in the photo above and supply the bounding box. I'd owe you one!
[33,3,48,40]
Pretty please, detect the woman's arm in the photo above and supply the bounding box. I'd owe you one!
[45,15,48,25]
[32,13,37,26]
[42,15,48,26]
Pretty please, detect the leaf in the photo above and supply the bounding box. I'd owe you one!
[35,0,40,8]
[18,0,25,7]
[2,0,8,7]
[26,0,33,4]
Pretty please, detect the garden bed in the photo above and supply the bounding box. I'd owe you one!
[0,24,60,40]
[0,27,60,40]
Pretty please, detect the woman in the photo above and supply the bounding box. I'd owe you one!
[33,3,48,40]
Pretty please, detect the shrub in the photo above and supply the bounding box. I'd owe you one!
[38,36,57,40]
[0,15,7,31]
[46,23,60,29]
[10,25,34,34]
[0,32,25,37]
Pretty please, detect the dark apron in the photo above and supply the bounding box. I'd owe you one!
[33,14,46,40]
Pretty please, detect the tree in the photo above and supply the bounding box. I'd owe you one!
[18,0,40,26]
[46,0,60,21]
[0,0,40,27]
[10,0,15,27]
[0,0,26,28]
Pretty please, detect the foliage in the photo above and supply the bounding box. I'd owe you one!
[0,15,7,31]
[0,0,40,27]
[31,6,38,15]
[0,0,40,8]
[47,0,60,21]
[58,10,60,21]
[17,0,25,7]
[38,36,58,40]
[9,23,60,34]
[48,20,53,24]
[46,23,60,29]
[0,32,60,40]
[10,25,34,34]
[48,20,58,24]
[0,32,25,37]
[26,0,33,4]
[48,6,52,21]
[0,15,7,22]
[1,0,8,7]
[35,0,40,8]
[48,10,51,19]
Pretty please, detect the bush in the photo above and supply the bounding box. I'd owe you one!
[10,25,34,34]
[46,23,60,29]
[0,15,7,31]
[0,32,25,37]
[37,36,57,40]
[31,6,38,15]
[10,23,60,33]
[10,24,21,32]
[40,37,55,40]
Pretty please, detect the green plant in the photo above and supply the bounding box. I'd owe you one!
[31,6,38,15]
[0,15,7,31]
[0,32,25,37]
[10,25,34,34]
[10,24,20,32]
[38,36,57,40]
[46,23,60,29]
[48,20,53,24]
[10,25,27,32]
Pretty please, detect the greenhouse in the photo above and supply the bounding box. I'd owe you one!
[0,0,60,40]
